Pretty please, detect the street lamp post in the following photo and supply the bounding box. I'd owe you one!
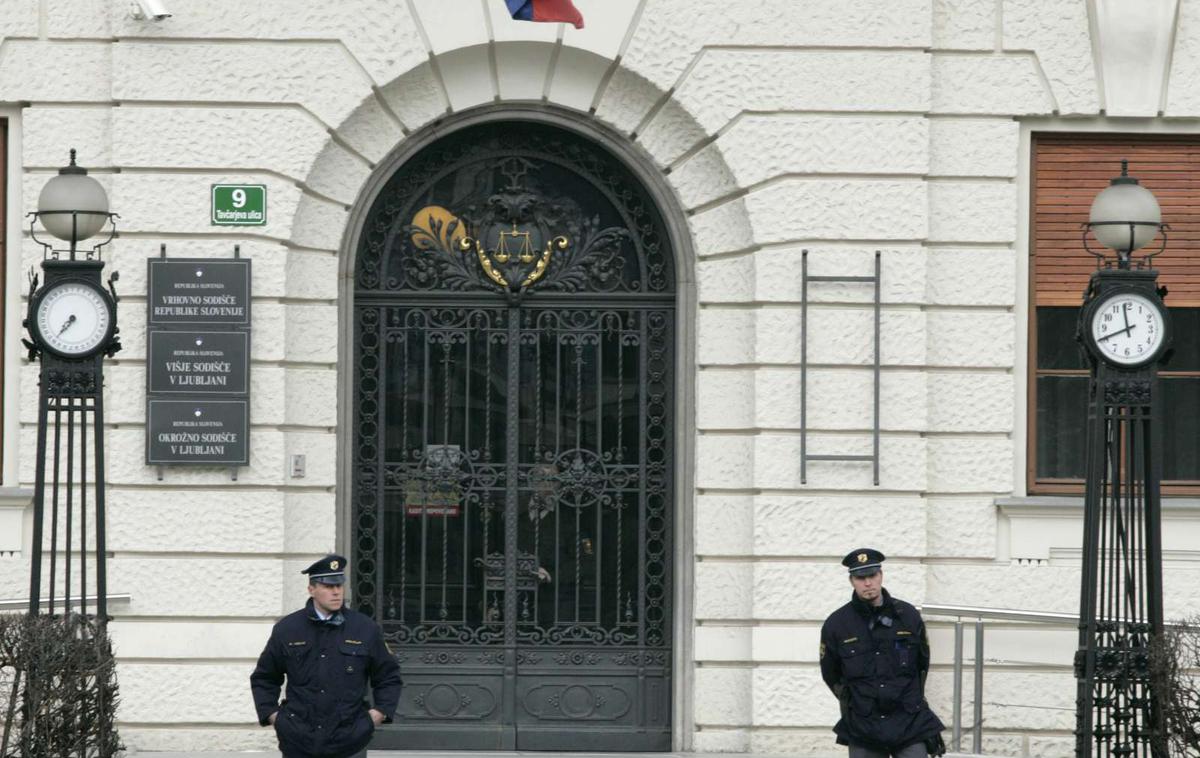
[1074,161,1169,758]
[23,150,121,620]
[9,149,125,756]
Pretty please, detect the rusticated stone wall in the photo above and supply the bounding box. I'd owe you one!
[2,0,1200,754]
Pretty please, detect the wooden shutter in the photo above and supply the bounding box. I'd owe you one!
[1033,134,1200,306]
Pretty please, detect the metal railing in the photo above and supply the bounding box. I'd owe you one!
[0,593,131,612]
[921,603,1080,754]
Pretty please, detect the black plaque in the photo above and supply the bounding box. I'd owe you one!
[148,259,251,327]
[148,331,249,395]
[146,399,249,465]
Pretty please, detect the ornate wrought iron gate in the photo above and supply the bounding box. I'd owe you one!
[353,122,675,750]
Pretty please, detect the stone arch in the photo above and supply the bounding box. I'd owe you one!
[301,44,745,747]
[295,41,742,270]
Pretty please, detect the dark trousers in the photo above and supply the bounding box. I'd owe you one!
[849,743,927,758]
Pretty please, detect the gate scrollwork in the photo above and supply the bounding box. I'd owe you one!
[358,128,672,296]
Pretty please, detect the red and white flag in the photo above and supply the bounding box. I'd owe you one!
[503,0,584,29]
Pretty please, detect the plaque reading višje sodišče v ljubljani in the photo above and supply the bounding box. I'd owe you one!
[148,330,249,395]
[148,259,251,327]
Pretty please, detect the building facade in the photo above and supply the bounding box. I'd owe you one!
[2,0,1200,755]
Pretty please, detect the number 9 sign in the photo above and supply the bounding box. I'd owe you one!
[211,184,267,226]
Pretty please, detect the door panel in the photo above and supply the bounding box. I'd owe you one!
[379,306,508,641]
[512,309,672,749]
[360,304,672,749]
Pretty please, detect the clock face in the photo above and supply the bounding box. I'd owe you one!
[1090,292,1165,366]
[34,281,113,358]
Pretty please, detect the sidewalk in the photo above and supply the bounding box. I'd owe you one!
[130,752,992,758]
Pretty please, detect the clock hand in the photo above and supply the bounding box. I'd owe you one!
[1122,303,1130,332]
[57,314,77,335]
[1098,324,1137,342]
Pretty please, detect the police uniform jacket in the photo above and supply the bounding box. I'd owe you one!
[250,599,403,758]
[820,588,944,751]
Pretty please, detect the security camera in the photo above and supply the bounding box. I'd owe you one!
[130,0,172,20]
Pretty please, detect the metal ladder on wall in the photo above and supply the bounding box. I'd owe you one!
[800,249,881,485]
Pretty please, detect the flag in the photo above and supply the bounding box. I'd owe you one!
[504,0,585,29]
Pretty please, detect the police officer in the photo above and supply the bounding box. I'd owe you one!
[250,554,402,758]
[820,548,945,758]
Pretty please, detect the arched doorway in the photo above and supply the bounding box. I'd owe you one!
[352,119,676,750]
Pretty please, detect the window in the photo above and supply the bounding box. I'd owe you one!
[1030,135,1200,492]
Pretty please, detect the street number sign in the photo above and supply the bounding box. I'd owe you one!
[211,184,266,226]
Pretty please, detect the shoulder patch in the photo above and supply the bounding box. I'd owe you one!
[820,642,826,660]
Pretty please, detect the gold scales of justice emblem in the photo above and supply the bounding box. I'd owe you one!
[459,222,569,291]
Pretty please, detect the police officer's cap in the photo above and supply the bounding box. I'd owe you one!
[841,547,885,576]
[302,553,347,585]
